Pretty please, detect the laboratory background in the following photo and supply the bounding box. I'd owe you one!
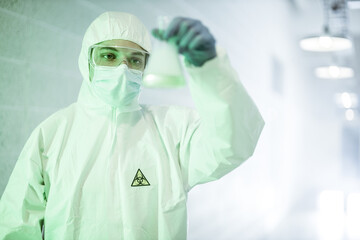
[0,0,360,239]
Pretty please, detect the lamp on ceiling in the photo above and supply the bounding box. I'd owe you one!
[335,92,358,108]
[315,65,354,79]
[299,0,352,52]
[300,33,352,52]
[348,0,360,9]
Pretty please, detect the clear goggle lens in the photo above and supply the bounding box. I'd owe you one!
[88,45,149,70]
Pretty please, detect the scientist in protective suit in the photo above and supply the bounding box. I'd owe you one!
[0,12,264,240]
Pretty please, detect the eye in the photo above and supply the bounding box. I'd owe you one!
[129,57,143,65]
[101,53,116,61]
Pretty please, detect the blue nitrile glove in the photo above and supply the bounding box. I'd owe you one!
[152,17,217,67]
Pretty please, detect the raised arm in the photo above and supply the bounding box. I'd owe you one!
[153,17,265,190]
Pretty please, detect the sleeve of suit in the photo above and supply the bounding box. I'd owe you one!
[179,46,265,191]
[0,128,46,240]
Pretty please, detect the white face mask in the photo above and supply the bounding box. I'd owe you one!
[91,64,143,108]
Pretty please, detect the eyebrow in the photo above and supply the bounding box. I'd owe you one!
[130,52,146,57]
[99,47,145,57]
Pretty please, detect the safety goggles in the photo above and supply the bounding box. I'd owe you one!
[88,44,149,71]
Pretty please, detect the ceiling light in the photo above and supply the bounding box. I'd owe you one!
[315,65,354,79]
[342,93,353,108]
[348,1,360,9]
[300,0,353,52]
[300,35,352,52]
[335,92,358,108]
[345,109,355,121]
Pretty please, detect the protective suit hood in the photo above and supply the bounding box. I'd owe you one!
[77,11,152,111]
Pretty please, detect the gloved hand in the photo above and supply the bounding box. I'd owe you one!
[152,17,217,67]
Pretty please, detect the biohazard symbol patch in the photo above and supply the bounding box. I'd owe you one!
[131,169,150,187]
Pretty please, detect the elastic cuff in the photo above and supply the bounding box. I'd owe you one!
[184,45,228,71]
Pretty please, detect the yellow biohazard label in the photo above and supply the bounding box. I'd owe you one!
[131,169,150,187]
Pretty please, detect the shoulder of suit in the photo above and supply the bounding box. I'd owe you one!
[36,103,78,130]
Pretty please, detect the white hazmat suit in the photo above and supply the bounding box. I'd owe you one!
[0,12,264,240]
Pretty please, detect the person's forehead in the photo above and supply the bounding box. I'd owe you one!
[97,39,143,51]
